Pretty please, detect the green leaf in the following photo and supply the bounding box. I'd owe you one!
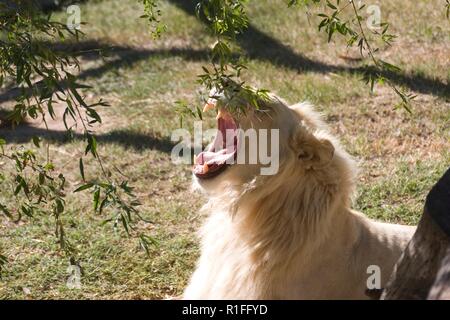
[69,87,88,108]
[120,214,130,235]
[14,183,22,196]
[85,135,98,157]
[98,198,110,215]
[0,138,5,153]
[0,204,12,219]
[93,188,100,211]
[86,108,102,124]
[446,0,450,18]
[38,172,45,185]
[47,100,56,119]
[55,199,64,214]
[74,183,94,192]
[326,1,337,10]
[32,136,41,148]
[196,106,203,120]
[79,158,85,181]
[21,205,33,218]
[0,253,7,276]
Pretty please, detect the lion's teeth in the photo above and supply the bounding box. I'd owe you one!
[203,103,215,113]
[203,163,209,173]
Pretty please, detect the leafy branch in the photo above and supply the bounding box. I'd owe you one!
[140,0,167,39]
[194,0,270,116]
[0,0,155,276]
[348,0,415,111]
[0,142,72,253]
[289,0,416,111]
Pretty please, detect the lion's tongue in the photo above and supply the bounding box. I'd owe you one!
[193,151,235,175]
[193,115,237,176]
[196,149,236,166]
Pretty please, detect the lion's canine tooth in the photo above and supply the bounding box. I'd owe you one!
[203,102,215,113]
[203,163,209,173]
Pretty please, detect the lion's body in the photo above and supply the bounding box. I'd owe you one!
[184,97,415,299]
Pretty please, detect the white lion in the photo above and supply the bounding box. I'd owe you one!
[184,91,415,299]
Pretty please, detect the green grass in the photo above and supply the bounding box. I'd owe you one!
[355,158,450,225]
[0,0,449,299]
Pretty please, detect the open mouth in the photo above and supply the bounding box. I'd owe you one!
[193,104,238,179]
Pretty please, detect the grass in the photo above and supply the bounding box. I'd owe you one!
[0,0,449,299]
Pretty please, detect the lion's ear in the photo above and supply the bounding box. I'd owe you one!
[292,128,335,169]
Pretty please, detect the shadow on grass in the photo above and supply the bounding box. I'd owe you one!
[0,41,210,104]
[169,0,450,99]
[0,123,176,153]
[0,0,448,104]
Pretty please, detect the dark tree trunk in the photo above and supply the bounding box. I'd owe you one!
[428,247,450,299]
[381,167,450,300]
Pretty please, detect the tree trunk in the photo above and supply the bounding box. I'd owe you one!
[381,167,450,300]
